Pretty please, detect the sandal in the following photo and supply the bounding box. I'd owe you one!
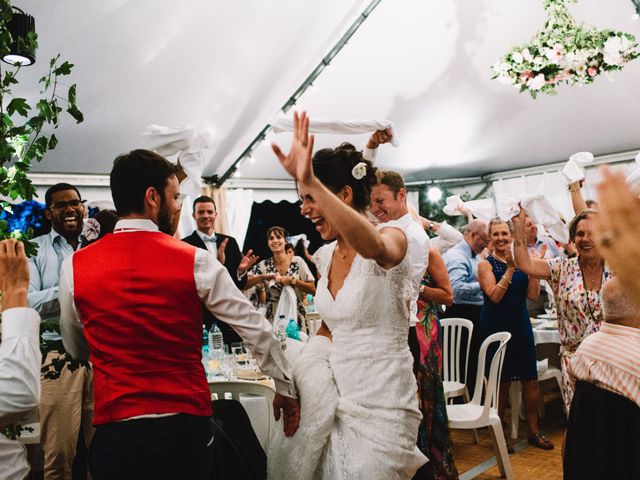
[528,433,554,450]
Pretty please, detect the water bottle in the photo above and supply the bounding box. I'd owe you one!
[306,294,315,313]
[208,322,224,354]
[286,318,301,341]
[202,324,209,358]
[276,315,287,351]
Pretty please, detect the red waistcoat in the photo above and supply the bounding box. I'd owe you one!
[73,231,211,424]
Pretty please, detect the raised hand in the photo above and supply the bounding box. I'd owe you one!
[238,249,259,275]
[273,393,301,436]
[504,249,517,268]
[530,244,548,260]
[594,167,640,304]
[216,238,229,264]
[271,111,315,186]
[511,207,527,234]
[0,239,29,310]
[365,127,393,149]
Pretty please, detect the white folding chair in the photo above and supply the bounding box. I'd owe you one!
[447,332,514,480]
[440,318,474,403]
[209,380,275,451]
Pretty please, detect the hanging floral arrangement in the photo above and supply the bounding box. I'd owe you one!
[492,0,640,98]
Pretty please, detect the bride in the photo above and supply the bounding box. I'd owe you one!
[267,112,427,479]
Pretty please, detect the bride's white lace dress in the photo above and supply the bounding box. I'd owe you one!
[268,240,428,479]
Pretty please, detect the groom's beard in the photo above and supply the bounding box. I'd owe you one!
[157,200,175,235]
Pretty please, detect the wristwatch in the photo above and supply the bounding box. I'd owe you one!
[428,222,434,232]
[291,277,297,286]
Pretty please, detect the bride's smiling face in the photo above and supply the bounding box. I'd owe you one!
[299,184,353,241]
[300,189,334,241]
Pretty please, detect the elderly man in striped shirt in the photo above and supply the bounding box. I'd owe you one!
[567,276,640,405]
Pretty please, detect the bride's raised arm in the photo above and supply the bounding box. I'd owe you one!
[272,112,406,270]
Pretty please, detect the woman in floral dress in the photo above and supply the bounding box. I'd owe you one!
[246,226,315,326]
[513,209,614,412]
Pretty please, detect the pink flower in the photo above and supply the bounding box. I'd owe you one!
[587,66,598,77]
[519,71,534,81]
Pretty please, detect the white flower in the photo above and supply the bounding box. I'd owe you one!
[604,36,623,54]
[528,74,546,90]
[575,64,587,74]
[82,218,101,242]
[511,51,524,64]
[497,73,516,85]
[492,62,510,74]
[351,162,367,180]
[603,52,623,66]
[522,48,533,62]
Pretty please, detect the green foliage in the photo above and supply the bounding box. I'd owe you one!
[0,1,84,248]
[0,2,85,428]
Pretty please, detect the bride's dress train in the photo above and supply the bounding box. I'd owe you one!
[268,241,428,479]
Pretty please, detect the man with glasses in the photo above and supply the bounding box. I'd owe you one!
[28,182,94,480]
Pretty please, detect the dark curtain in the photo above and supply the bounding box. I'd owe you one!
[242,200,326,278]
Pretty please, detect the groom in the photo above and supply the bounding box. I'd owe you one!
[370,169,429,374]
[59,149,299,479]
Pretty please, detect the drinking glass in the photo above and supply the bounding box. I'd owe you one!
[219,354,237,380]
[544,300,556,318]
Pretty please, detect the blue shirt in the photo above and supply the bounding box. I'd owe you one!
[28,229,79,340]
[443,239,483,306]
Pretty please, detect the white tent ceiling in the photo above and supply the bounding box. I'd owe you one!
[15,0,640,184]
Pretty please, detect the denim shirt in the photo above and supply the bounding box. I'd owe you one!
[443,240,483,306]
[28,230,78,339]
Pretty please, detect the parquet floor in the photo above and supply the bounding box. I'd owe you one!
[451,391,566,480]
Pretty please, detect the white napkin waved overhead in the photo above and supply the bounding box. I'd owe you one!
[142,125,213,235]
[561,151,594,185]
[496,194,569,244]
[271,117,400,147]
[442,195,495,221]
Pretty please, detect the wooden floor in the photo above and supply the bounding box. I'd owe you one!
[451,391,566,480]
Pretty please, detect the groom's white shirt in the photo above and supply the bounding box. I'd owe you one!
[381,213,429,326]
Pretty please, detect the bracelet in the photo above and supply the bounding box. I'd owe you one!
[568,184,581,192]
[497,282,508,290]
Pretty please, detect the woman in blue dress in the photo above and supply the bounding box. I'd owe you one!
[477,218,554,450]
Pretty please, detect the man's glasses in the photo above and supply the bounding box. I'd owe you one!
[48,199,85,211]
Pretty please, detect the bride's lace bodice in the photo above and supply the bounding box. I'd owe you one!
[313,241,413,358]
[268,240,427,479]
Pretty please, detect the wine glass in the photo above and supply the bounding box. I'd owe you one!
[219,354,237,380]
[544,300,556,318]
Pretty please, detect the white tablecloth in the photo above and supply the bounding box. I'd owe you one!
[531,319,560,345]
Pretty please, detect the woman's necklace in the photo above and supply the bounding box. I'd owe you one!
[579,258,604,324]
[492,253,508,263]
[579,258,603,291]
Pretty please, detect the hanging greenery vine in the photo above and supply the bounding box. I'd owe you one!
[0,1,85,439]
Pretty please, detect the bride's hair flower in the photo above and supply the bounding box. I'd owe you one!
[81,218,101,242]
[351,162,367,180]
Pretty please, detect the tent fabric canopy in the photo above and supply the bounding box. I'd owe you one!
[16,0,640,186]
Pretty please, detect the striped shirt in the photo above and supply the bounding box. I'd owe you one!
[568,322,640,407]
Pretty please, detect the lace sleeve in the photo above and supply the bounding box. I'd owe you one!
[313,243,334,278]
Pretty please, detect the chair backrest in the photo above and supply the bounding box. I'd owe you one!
[470,332,511,419]
[440,318,474,385]
[209,380,276,450]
